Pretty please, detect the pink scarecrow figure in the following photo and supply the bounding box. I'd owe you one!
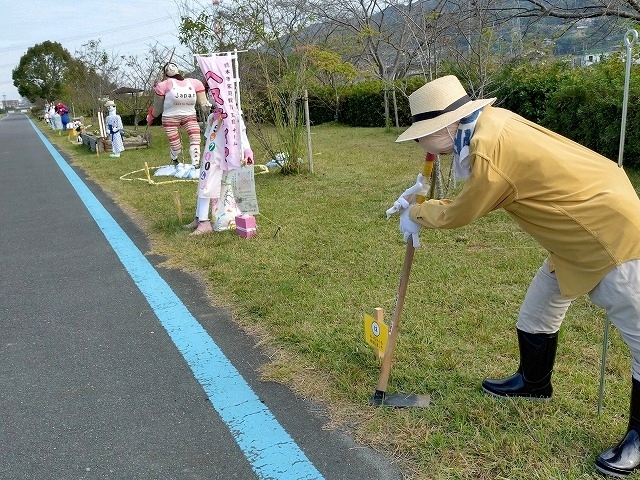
[185,103,253,236]
[185,54,253,236]
[146,62,210,166]
[56,102,70,131]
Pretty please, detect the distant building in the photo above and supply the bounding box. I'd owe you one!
[3,99,20,110]
[2,98,33,111]
[584,52,605,66]
[573,51,615,67]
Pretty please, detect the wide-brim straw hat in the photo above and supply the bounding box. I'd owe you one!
[396,75,496,142]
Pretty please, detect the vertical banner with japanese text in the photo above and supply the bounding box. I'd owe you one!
[195,51,258,217]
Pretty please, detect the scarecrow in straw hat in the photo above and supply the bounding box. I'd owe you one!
[394,75,640,477]
[147,62,210,166]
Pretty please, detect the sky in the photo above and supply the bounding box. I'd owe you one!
[0,0,200,101]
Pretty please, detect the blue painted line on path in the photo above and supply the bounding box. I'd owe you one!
[30,119,324,480]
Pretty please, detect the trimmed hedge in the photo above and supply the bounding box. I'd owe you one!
[493,57,640,169]
[338,80,387,127]
[307,60,640,169]
[306,77,424,128]
[542,59,640,167]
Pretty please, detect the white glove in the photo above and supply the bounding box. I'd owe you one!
[400,207,421,248]
[386,174,430,218]
[386,196,410,218]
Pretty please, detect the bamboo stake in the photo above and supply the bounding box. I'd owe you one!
[172,190,183,223]
[144,162,152,184]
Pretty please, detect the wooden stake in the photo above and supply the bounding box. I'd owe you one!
[144,162,152,184]
[172,190,183,223]
[374,307,385,360]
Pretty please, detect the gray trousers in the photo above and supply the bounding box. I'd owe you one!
[517,258,640,380]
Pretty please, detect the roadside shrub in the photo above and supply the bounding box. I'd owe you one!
[307,86,339,125]
[543,57,640,167]
[328,77,425,128]
[338,80,387,127]
[486,56,640,168]
[493,60,573,124]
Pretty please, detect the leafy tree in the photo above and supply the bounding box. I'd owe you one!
[12,41,73,103]
[67,40,122,119]
[299,45,362,121]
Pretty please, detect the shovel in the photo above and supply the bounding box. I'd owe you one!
[370,152,436,408]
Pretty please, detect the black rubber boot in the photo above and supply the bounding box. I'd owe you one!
[595,378,640,478]
[482,329,558,401]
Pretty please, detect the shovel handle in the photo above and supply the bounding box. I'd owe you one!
[417,152,436,202]
[375,153,436,393]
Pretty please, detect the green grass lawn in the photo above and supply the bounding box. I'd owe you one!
[43,121,640,479]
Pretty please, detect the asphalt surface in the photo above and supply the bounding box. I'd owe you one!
[0,113,404,480]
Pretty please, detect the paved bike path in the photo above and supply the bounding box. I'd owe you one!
[0,113,403,480]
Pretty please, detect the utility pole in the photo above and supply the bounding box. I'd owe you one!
[2,93,6,112]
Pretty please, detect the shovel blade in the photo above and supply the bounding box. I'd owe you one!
[369,390,430,408]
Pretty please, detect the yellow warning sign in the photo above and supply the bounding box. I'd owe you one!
[364,312,388,358]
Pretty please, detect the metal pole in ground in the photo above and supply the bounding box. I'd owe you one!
[598,28,638,416]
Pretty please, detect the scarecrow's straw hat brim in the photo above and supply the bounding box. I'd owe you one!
[396,75,496,142]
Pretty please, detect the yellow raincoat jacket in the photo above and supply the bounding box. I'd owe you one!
[410,106,640,298]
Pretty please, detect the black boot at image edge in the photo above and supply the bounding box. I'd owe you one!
[596,378,640,478]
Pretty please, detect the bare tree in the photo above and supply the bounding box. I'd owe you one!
[512,0,640,21]
[437,0,518,98]
[71,40,122,118]
[385,1,461,82]
[118,43,177,128]
[490,0,631,56]
[308,0,408,81]
[175,0,317,59]
[176,0,318,173]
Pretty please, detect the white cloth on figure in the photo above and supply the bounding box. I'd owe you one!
[197,113,225,199]
[105,106,125,155]
[197,110,251,200]
[211,177,242,231]
[195,53,253,230]
[50,110,62,130]
[451,108,483,186]
[159,79,200,118]
[153,163,200,179]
